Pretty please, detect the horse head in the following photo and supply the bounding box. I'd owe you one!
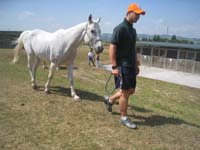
[84,14,104,54]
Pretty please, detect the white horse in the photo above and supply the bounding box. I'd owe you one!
[12,14,104,99]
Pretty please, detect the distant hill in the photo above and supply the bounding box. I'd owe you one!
[101,33,112,42]
[138,34,200,44]
[101,33,200,44]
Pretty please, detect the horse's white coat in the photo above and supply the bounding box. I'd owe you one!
[12,15,103,99]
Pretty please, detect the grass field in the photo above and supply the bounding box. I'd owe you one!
[0,45,200,150]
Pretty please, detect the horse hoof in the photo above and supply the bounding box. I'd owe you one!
[32,85,38,90]
[73,95,80,100]
[45,90,51,94]
[43,66,48,69]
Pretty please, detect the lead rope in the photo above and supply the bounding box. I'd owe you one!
[104,73,121,95]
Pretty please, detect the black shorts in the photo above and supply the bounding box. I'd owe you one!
[114,66,136,90]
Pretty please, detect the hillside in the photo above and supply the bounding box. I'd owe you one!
[0,45,200,149]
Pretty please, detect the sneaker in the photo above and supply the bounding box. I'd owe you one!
[104,96,112,112]
[120,117,137,129]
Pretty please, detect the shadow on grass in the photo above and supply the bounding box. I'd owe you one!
[133,114,200,128]
[112,104,152,116]
[50,86,104,102]
[42,66,79,70]
[113,111,199,129]
[112,105,200,128]
[129,105,153,113]
[34,86,200,129]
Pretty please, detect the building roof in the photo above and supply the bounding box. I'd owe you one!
[136,41,200,51]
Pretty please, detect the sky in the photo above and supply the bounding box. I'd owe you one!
[0,0,200,39]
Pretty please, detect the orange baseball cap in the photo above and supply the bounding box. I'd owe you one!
[127,3,145,15]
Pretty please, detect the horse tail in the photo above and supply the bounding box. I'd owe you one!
[12,31,28,64]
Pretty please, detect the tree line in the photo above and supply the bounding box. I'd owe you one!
[140,34,194,44]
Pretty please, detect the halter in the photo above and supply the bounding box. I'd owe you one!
[84,23,102,49]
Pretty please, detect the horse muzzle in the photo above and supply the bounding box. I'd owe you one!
[96,46,104,54]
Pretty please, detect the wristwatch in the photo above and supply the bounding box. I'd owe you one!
[112,66,118,70]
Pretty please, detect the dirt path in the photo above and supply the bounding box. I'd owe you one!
[102,65,200,89]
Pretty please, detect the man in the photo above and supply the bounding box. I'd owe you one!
[95,53,101,68]
[104,3,145,129]
[88,47,96,67]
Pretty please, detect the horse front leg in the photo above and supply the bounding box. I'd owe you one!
[42,61,48,69]
[44,62,56,94]
[68,64,80,100]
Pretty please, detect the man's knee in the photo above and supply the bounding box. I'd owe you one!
[121,89,130,98]
[128,88,135,95]
[120,88,135,98]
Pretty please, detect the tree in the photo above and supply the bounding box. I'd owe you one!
[171,34,177,41]
[153,35,161,42]
[142,37,148,41]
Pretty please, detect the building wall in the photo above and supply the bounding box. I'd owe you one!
[0,31,22,48]
[137,46,200,74]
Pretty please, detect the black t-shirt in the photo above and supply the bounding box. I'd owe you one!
[110,18,136,67]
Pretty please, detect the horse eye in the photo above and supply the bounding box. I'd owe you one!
[91,30,96,34]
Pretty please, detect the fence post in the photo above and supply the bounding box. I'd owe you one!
[150,47,153,67]
[140,47,143,65]
[192,51,197,73]
[176,48,180,71]
[164,49,167,68]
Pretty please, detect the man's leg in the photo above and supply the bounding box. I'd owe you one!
[104,73,123,112]
[120,88,135,116]
[119,88,137,129]
[88,58,90,66]
[91,58,96,67]
[119,89,130,117]
[110,90,122,103]
[104,90,122,112]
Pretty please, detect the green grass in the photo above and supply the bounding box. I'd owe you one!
[0,46,200,150]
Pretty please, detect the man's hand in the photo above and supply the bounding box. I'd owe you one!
[112,68,119,76]
[135,65,140,75]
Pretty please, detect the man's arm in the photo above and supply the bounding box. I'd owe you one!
[135,48,140,75]
[109,44,119,76]
[109,44,117,67]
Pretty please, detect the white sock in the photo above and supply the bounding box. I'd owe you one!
[121,116,128,120]
[109,99,112,104]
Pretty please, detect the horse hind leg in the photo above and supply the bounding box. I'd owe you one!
[44,62,56,94]
[27,54,37,89]
[32,56,40,89]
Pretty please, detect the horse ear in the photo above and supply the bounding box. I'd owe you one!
[96,17,101,23]
[88,14,92,24]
